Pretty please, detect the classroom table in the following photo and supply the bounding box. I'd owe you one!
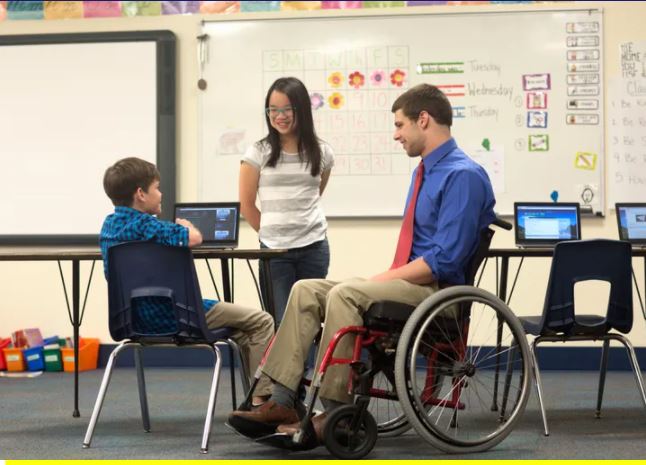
[0,246,286,418]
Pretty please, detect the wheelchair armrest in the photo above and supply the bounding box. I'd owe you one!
[492,216,512,230]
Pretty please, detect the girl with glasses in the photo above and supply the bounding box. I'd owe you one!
[239,77,334,324]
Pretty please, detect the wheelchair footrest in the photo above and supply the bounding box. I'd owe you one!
[255,432,319,451]
[225,415,278,439]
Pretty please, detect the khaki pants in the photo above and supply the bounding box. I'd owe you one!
[261,278,439,403]
[205,301,274,396]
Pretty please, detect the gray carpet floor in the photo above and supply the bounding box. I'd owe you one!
[2,368,646,459]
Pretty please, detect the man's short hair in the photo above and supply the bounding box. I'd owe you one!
[103,157,160,207]
[391,83,453,127]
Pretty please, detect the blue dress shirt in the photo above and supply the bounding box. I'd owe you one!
[405,138,496,285]
[100,206,217,334]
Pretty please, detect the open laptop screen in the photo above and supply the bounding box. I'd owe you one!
[514,202,581,247]
[173,202,240,248]
[616,203,646,245]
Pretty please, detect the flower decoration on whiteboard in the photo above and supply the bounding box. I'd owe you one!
[390,69,406,87]
[310,92,324,110]
[370,69,386,87]
[348,71,365,89]
[327,72,343,88]
[328,92,345,110]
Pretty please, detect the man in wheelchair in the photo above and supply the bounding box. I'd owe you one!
[228,83,497,451]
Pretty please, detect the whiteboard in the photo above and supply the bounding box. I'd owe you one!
[199,9,604,216]
[0,31,176,243]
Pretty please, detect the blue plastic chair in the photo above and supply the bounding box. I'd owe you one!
[83,241,249,453]
[519,239,646,436]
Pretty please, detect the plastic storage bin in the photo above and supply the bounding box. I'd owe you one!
[3,347,26,371]
[0,338,11,370]
[61,338,100,372]
[23,346,45,371]
[43,336,60,346]
[43,343,63,372]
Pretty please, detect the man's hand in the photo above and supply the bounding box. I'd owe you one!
[369,257,435,285]
[369,269,397,282]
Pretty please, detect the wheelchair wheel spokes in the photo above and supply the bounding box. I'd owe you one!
[395,286,530,453]
[368,370,410,437]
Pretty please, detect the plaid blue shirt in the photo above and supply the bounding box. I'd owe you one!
[100,206,217,334]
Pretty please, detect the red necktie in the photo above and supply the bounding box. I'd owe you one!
[391,161,424,269]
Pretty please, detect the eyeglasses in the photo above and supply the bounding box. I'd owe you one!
[265,106,294,118]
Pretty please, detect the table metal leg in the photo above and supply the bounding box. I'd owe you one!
[73,259,80,418]
[220,258,231,303]
[260,259,276,324]
[491,256,509,412]
[218,258,236,407]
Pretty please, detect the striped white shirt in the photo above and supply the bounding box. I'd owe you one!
[242,140,334,249]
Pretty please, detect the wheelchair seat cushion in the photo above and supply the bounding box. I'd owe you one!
[364,300,417,328]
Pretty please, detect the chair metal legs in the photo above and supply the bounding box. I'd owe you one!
[201,344,223,454]
[607,334,646,408]
[83,341,227,454]
[530,338,550,436]
[531,333,646,438]
[83,340,131,448]
[134,346,151,432]
[227,338,250,397]
[592,335,646,420]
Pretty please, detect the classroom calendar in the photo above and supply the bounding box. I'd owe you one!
[262,46,416,177]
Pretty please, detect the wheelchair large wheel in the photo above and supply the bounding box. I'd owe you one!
[394,286,530,454]
[324,404,378,459]
[369,369,411,437]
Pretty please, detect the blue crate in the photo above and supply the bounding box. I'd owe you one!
[23,346,44,371]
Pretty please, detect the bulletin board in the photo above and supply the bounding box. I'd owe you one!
[198,8,604,216]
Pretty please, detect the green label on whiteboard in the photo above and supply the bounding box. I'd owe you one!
[416,62,464,74]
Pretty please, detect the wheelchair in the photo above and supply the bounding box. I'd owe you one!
[239,219,532,458]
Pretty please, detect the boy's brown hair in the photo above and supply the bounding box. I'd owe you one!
[391,83,453,128]
[103,157,160,207]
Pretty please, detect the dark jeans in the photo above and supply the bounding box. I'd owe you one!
[260,237,330,324]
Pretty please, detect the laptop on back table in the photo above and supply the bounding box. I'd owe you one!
[616,203,646,249]
[514,202,581,248]
[173,202,240,249]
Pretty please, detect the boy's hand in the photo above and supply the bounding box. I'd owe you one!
[175,218,195,229]
[176,218,203,247]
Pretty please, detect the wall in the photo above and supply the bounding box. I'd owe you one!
[1,2,645,348]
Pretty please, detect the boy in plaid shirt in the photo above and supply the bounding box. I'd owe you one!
[100,157,273,406]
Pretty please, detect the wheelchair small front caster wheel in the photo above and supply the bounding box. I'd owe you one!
[324,404,378,459]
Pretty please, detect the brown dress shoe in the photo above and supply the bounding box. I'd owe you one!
[227,401,300,439]
[276,411,327,444]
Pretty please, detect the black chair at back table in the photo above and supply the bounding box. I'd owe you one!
[517,239,646,436]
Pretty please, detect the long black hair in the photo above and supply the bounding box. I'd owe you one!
[261,77,322,176]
